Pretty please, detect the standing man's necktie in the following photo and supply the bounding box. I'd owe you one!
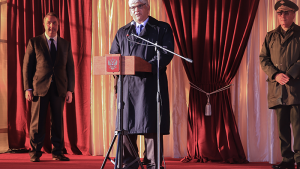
[50,38,56,83]
[138,25,144,35]
[50,39,56,63]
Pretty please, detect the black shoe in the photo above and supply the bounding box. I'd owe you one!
[142,158,150,165]
[52,154,70,161]
[30,155,40,162]
[272,161,295,169]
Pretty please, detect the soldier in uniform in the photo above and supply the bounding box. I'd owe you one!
[260,1,300,168]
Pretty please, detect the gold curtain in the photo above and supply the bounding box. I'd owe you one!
[0,0,8,153]
[91,0,189,157]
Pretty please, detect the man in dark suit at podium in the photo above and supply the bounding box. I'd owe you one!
[23,12,75,162]
[110,0,174,169]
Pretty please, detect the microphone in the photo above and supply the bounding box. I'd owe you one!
[126,21,135,37]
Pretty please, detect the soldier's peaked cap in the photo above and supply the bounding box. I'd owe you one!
[275,0,299,11]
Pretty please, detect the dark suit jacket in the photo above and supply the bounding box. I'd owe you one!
[110,16,174,134]
[23,34,75,97]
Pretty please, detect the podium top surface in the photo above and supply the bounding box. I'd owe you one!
[93,55,152,75]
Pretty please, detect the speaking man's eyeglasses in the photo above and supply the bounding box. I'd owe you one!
[129,3,146,10]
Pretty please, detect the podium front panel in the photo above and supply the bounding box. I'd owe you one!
[93,55,135,75]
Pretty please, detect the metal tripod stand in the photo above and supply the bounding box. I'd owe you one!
[100,74,144,169]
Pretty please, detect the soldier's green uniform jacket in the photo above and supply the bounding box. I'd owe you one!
[260,23,300,109]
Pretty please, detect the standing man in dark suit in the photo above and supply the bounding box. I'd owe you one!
[110,0,174,169]
[260,1,300,169]
[23,12,75,162]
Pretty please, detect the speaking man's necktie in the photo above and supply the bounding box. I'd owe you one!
[138,25,143,35]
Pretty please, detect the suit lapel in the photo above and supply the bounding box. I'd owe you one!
[139,26,148,37]
[56,37,63,66]
[40,34,53,64]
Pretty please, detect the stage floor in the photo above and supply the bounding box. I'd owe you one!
[0,153,277,169]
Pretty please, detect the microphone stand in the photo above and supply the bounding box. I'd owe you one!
[130,33,192,169]
[101,61,144,169]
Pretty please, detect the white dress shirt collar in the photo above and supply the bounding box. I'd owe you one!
[44,32,57,49]
[135,17,149,35]
[44,32,57,42]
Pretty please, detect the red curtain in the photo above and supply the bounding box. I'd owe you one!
[7,0,92,155]
[163,0,259,163]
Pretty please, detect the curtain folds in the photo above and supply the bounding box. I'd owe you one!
[7,0,92,155]
[163,0,259,163]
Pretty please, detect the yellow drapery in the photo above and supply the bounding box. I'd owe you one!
[90,0,189,157]
[0,0,8,153]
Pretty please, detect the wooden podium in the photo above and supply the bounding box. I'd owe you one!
[93,54,152,75]
[95,54,150,169]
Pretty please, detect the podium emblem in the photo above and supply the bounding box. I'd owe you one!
[106,56,120,72]
[108,59,118,70]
